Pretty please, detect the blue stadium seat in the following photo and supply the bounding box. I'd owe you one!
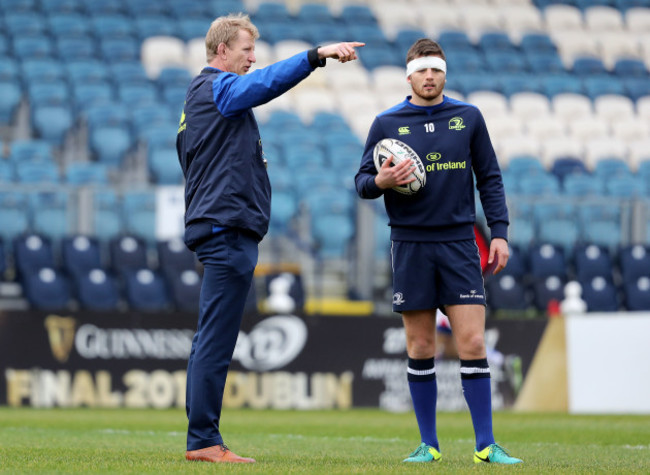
[295,3,337,25]
[359,45,402,69]
[167,269,202,312]
[92,189,123,240]
[529,243,567,279]
[47,12,90,38]
[14,160,60,183]
[123,268,170,311]
[31,105,73,146]
[4,12,47,37]
[572,56,608,76]
[507,155,546,177]
[445,50,486,74]
[134,16,179,41]
[207,0,246,17]
[71,82,115,114]
[269,190,298,233]
[131,104,174,136]
[520,32,557,55]
[394,28,427,54]
[48,13,90,38]
[66,59,111,85]
[84,103,130,133]
[0,58,19,82]
[623,78,650,100]
[80,0,125,15]
[99,37,140,62]
[0,191,30,241]
[532,274,566,311]
[538,219,580,256]
[8,139,53,162]
[117,83,159,106]
[157,67,192,89]
[562,174,604,196]
[22,267,72,310]
[148,147,183,184]
[55,36,96,61]
[574,243,615,282]
[75,268,121,311]
[478,32,518,53]
[605,175,647,198]
[593,157,631,178]
[13,36,54,58]
[618,244,650,283]
[109,61,149,85]
[579,276,620,312]
[20,58,65,82]
[156,238,196,277]
[61,234,104,280]
[0,0,37,12]
[122,190,157,243]
[109,234,148,275]
[623,276,650,311]
[437,30,475,53]
[550,157,589,182]
[525,52,566,75]
[90,126,132,167]
[65,162,110,185]
[89,14,135,40]
[485,274,531,311]
[176,18,213,42]
[539,74,584,97]
[582,220,623,253]
[0,81,22,125]
[582,76,626,99]
[613,58,648,78]
[30,190,71,240]
[517,173,561,196]
[339,5,377,25]
[311,213,354,260]
[13,233,56,282]
[124,0,169,16]
[0,160,14,182]
[499,73,542,96]
[27,81,69,107]
[347,24,390,48]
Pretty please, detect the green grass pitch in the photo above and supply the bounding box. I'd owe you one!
[0,408,648,473]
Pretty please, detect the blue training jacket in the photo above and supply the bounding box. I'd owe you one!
[355,95,509,243]
[177,48,324,248]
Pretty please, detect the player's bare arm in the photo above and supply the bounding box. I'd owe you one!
[488,238,509,275]
[375,155,416,189]
[318,42,365,62]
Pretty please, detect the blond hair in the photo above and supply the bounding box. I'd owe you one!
[205,13,259,63]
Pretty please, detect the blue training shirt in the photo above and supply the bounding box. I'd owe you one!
[355,95,509,243]
[177,49,324,247]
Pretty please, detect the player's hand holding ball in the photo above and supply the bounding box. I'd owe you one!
[373,138,426,195]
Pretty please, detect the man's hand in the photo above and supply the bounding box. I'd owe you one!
[318,42,365,62]
[375,155,416,190]
[488,237,509,275]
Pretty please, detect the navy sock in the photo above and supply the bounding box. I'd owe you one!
[460,358,495,451]
[407,357,439,450]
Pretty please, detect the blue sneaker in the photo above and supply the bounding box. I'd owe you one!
[403,443,441,463]
[474,443,522,464]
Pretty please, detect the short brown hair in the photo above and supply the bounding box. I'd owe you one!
[406,38,446,64]
[205,13,259,63]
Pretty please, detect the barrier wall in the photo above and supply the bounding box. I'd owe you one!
[0,311,546,410]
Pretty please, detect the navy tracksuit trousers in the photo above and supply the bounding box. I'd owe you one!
[185,229,258,451]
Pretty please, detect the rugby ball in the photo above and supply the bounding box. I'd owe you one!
[373,138,426,195]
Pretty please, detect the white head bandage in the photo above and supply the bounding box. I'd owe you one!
[406,56,447,77]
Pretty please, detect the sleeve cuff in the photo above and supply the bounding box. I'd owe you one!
[308,47,326,69]
[490,223,509,242]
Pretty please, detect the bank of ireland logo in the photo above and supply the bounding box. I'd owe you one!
[427,152,441,162]
[392,292,405,305]
[398,126,411,135]
[449,116,466,130]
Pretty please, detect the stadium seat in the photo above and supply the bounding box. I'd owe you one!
[4,12,47,37]
[99,37,140,63]
[13,233,56,283]
[0,191,30,241]
[311,213,354,260]
[623,276,650,311]
[123,268,170,311]
[550,157,589,183]
[61,235,104,280]
[516,173,560,197]
[47,12,89,37]
[269,190,298,233]
[109,234,148,275]
[167,269,202,313]
[31,106,73,146]
[485,274,530,311]
[529,243,567,279]
[574,243,615,282]
[75,268,121,311]
[562,174,604,196]
[90,126,132,167]
[605,175,647,198]
[579,276,620,312]
[618,244,650,283]
[532,274,566,311]
[148,147,183,184]
[134,16,178,42]
[584,5,625,31]
[30,190,71,240]
[22,267,72,310]
[539,74,584,97]
[0,81,22,125]
[55,36,95,60]
[500,244,528,279]
[156,238,196,279]
[140,36,186,78]
[90,189,122,240]
[14,160,60,184]
[122,190,157,243]
[339,4,377,25]
[89,14,135,40]
[65,162,110,186]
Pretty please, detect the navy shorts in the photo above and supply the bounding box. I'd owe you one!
[390,239,486,312]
